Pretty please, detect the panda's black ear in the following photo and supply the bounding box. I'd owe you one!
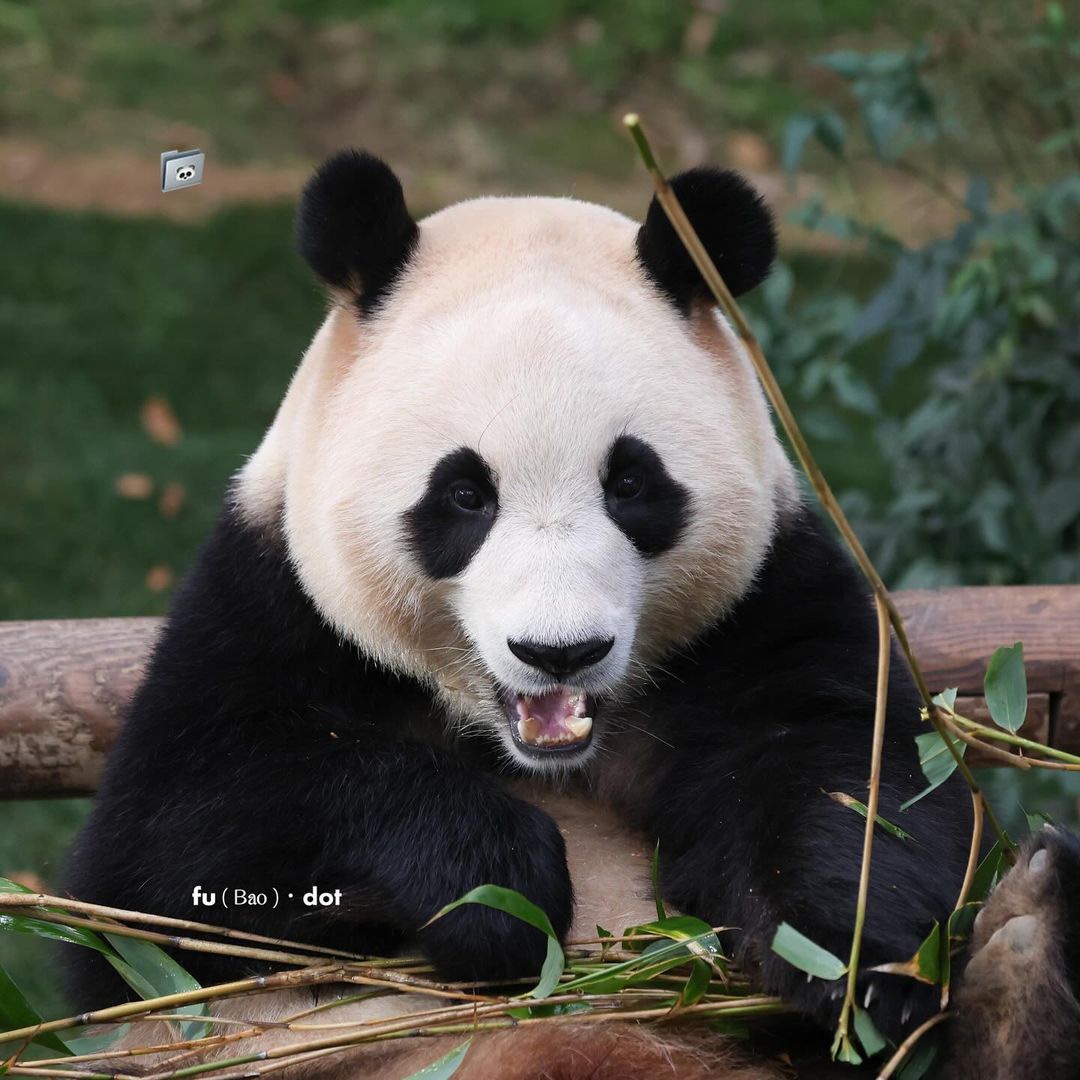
[636,167,776,310]
[295,149,419,313]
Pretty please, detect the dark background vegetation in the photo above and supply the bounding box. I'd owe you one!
[1,0,1078,1016]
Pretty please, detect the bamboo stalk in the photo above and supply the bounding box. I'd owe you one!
[0,893,369,960]
[947,714,1080,766]
[954,790,985,913]
[833,595,891,1061]
[875,1010,951,1079]
[622,112,1015,857]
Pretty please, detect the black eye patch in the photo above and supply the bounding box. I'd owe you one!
[404,447,498,578]
[603,435,690,557]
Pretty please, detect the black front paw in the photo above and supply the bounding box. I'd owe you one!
[418,800,572,984]
[761,947,940,1046]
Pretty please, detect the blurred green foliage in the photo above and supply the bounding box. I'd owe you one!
[756,8,1080,587]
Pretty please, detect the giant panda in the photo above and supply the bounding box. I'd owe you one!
[64,150,1080,1078]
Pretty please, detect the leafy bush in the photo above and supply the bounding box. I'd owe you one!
[755,7,1080,587]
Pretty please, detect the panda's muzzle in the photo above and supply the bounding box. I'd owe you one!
[502,688,596,756]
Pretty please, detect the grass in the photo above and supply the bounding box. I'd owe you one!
[0,197,321,1016]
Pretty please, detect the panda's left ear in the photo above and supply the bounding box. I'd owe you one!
[636,167,776,310]
[295,149,419,313]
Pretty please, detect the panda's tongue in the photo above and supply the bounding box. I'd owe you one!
[513,690,593,748]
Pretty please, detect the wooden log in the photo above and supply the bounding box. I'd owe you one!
[1,584,1078,798]
[0,618,158,798]
[894,586,1080,752]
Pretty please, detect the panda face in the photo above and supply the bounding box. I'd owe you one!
[241,174,797,772]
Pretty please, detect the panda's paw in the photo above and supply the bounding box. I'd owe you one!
[785,965,940,1046]
[946,826,1080,1079]
[417,800,573,986]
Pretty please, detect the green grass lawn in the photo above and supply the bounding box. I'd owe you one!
[0,197,324,1014]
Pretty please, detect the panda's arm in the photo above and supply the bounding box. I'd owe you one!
[644,692,969,1040]
[630,509,972,1040]
[64,508,573,1006]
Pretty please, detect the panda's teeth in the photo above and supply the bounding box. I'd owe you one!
[564,716,593,741]
[518,716,544,744]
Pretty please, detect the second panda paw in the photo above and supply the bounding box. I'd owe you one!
[946,826,1080,1080]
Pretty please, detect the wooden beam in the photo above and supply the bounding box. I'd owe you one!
[0,618,158,798]
[1,584,1079,798]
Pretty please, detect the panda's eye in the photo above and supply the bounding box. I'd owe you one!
[450,483,485,512]
[612,471,645,500]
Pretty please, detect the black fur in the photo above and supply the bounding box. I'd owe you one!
[636,167,777,309]
[295,150,419,312]
[603,435,690,556]
[66,497,974,1048]
[64,505,570,1005]
[404,447,499,579]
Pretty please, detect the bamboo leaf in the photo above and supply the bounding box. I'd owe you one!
[984,643,1027,733]
[403,1039,471,1079]
[677,958,711,1005]
[771,923,846,981]
[826,791,915,840]
[900,729,967,810]
[871,921,941,984]
[0,966,71,1056]
[931,687,958,711]
[853,1004,888,1056]
[103,934,208,1040]
[426,886,563,1000]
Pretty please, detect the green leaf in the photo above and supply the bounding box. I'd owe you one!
[896,1038,939,1079]
[678,959,712,1006]
[832,1030,863,1064]
[402,1039,472,1079]
[826,791,915,841]
[853,1004,888,1057]
[770,923,846,981]
[900,729,967,810]
[0,878,114,953]
[561,931,718,995]
[871,921,941,985]
[103,934,208,1039]
[984,643,1027,733]
[931,687,958,711]
[967,840,1009,905]
[623,915,727,973]
[0,966,71,1056]
[426,886,564,1000]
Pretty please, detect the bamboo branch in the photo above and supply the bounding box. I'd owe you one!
[622,112,1015,858]
[875,1010,951,1079]
[954,790,985,913]
[834,595,891,1061]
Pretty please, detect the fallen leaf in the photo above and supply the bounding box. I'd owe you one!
[141,396,183,446]
[115,473,153,499]
[145,565,175,592]
[158,482,187,520]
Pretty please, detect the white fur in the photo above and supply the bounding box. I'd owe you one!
[238,195,798,769]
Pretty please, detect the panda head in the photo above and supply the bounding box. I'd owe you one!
[239,150,798,772]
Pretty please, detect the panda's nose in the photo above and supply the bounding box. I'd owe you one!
[507,637,614,680]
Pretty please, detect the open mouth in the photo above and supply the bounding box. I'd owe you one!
[502,687,597,756]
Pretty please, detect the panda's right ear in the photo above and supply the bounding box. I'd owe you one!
[295,149,419,313]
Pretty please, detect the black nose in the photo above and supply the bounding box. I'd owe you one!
[507,637,615,679]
